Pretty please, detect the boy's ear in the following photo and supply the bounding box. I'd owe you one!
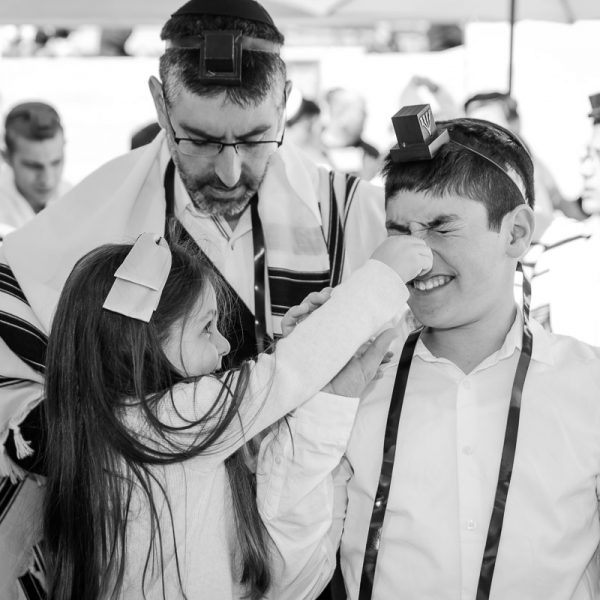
[285,79,293,101]
[505,204,535,259]
[148,76,168,131]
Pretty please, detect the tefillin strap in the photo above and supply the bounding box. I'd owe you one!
[162,159,271,366]
[359,265,533,599]
[389,104,530,205]
[358,105,534,598]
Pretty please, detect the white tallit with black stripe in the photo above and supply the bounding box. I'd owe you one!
[0,132,384,598]
[0,130,385,477]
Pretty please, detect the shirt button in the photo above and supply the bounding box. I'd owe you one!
[462,380,471,390]
[466,520,477,531]
[275,456,282,465]
[462,445,474,455]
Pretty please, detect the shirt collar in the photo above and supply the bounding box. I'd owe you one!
[414,306,554,370]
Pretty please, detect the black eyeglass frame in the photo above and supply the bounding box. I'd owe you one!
[161,94,285,156]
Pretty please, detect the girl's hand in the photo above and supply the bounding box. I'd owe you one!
[323,328,398,397]
[281,288,333,337]
[371,236,433,283]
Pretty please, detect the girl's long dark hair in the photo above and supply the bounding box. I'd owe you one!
[44,242,271,600]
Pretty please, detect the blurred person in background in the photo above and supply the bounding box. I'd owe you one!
[285,89,330,167]
[0,101,70,237]
[400,75,462,121]
[528,92,600,345]
[464,91,581,241]
[321,87,382,180]
[129,120,161,150]
[0,1,386,597]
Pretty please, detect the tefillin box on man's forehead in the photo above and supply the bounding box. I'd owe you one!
[390,104,450,162]
[168,0,280,86]
[200,31,243,85]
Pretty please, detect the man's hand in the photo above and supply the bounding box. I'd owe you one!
[371,236,433,283]
[323,328,397,397]
[281,288,333,337]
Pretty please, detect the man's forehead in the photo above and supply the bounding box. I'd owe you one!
[172,88,281,134]
[13,134,64,157]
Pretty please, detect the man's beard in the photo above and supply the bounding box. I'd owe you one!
[172,153,269,218]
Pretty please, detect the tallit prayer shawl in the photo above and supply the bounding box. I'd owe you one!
[0,132,384,468]
[0,132,384,598]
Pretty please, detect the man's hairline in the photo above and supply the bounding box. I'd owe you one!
[4,130,65,155]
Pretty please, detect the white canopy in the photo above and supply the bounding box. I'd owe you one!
[2,0,599,26]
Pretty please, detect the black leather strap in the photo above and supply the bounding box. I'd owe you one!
[358,328,421,600]
[163,160,272,367]
[358,264,534,599]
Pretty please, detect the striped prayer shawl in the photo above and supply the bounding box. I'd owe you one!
[0,259,46,600]
[268,170,360,322]
[0,135,385,598]
[0,167,364,600]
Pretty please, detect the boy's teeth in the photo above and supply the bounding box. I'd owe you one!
[413,275,451,291]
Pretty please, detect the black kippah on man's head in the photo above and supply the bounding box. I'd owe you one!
[171,0,275,28]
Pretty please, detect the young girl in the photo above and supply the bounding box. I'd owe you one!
[43,233,428,600]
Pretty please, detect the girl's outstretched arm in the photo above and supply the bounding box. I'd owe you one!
[142,258,409,462]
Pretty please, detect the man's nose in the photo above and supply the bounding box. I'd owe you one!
[37,167,55,188]
[581,153,595,178]
[214,146,242,188]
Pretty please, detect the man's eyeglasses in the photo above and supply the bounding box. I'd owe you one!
[162,99,284,159]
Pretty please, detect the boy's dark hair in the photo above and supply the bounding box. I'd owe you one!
[159,15,286,107]
[382,118,535,231]
[4,101,63,154]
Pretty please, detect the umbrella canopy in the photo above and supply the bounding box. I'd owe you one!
[1,0,598,26]
[283,0,600,23]
[0,0,314,26]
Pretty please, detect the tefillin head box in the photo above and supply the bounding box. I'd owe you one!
[390,104,450,162]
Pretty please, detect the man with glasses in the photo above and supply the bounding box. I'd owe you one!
[0,0,385,597]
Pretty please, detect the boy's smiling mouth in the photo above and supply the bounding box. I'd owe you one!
[410,274,454,292]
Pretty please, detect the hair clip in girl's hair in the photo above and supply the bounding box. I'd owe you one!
[103,233,172,322]
[390,104,450,162]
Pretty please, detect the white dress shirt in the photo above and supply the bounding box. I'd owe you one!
[339,313,600,600]
[118,259,408,599]
[259,310,600,599]
[165,141,385,336]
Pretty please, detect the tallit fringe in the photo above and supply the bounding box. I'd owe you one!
[12,425,34,459]
[0,444,27,482]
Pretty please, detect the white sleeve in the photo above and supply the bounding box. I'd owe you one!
[147,259,408,463]
[258,392,358,600]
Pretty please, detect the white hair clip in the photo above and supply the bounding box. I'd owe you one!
[103,233,172,322]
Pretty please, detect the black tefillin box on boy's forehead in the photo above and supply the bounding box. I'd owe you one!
[390,104,449,163]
